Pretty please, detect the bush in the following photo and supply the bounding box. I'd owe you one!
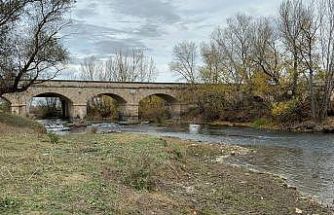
[139,96,170,123]
[123,152,157,191]
[0,197,20,213]
[47,133,60,144]
[87,95,120,121]
[252,118,273,129]
[198,92,226,121]
[181,85,270,123]
[0,99,10,113]
[0,112,43,130]
[271,99,310,124]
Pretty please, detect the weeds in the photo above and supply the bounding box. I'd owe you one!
[0,132,329,214]
[47,133,60,144]
[0,197,20,213]
[252,118,273,129]
[123,151,157,191]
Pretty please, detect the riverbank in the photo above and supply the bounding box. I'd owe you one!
[0,124,331,214]
[206,117,334,133]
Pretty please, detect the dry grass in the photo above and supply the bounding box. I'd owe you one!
[0,112,45,135]
[0,131,331,214]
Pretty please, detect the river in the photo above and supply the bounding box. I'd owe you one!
[122,124,334,207]
[39,120,334,207]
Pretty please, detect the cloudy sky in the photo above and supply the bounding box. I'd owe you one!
[63,0,282,82]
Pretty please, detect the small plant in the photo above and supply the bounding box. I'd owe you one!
[172,146,187,163]
[123,152,157,191]
[0,197,20,213]
[91,127,98,134]
[33,124,47,135]
[47,133,60,144]
[252,118,272,129]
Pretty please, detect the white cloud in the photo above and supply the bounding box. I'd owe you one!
[63,0,281,82]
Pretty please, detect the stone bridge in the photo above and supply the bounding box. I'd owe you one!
[2,80,188,122]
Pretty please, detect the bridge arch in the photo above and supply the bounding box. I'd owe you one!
[4,81,187,122]
[88,93,128,105]
[138,93,181,122]
[27,92,73,119]
[138,93,178,104]
[86,93,128,121]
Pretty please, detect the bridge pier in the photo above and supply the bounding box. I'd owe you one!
[11,104,27,116]
[122,104,139,123]
[169,103,184,120]
[71,104,87,120]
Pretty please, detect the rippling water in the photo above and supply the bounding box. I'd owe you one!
[122,125,334,206]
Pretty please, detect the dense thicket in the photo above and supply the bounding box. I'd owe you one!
[171,0,334,124]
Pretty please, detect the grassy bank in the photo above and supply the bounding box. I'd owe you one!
[208,118,334,133]
[0,127,330,214]
[0,112,45,134]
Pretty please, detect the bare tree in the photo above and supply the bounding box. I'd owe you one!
[294,1,319,120]
[0,0,74,97]
[80,49,156,82]
[317,0,334,121]
[169,41,198,84]
[251,18,281,85]
[279,0,305,97]
[200,41,225,84]
[213,14,254,89]
[80,57,103,81]
[105,49,156,82]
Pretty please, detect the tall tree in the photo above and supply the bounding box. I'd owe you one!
[199,41,225,84]
[279,0,305,97]
[80,56,103,81]
[105,49,156,82]
[0,0,74,97]
[213,14,254,90]
[80,49,157,82]
[317,0,334,121]
[169,41,198,84]
[296,1,319,120]
[251,18,281,85]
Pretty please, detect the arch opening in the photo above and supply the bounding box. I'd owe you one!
[0,97,11,113]
[87,93,127,121]
[28,93,73,119]
[138,94,178,123]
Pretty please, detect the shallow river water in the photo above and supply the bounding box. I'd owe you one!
[122,125,334,206]
[40,120,334,206]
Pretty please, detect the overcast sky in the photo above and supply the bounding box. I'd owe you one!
[62,0,282,82]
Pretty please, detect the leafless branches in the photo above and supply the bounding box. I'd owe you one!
[0,0,74,96]
[169,41,198,84]
[80,49,157,82]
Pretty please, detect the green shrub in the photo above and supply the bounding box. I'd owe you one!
[252,118,273,129]
[47,133,60,144]
[271,99,309,123]
[0,100,10,113]
[123,152,157,191]
[0,197,20,213]
[197,91,226,121]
